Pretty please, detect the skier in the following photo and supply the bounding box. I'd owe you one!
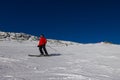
[37,34,49,56]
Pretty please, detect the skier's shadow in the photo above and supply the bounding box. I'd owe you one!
[49,53,61,56]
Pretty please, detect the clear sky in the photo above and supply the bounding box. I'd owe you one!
[0,0,120,44]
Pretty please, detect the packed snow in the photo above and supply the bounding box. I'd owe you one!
[0,32,120,80]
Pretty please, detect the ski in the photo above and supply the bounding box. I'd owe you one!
[28,54,50,57]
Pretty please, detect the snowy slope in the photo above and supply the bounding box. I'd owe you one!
[0,32,120,80]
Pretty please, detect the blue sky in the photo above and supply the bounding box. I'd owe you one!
[0,0,120,44]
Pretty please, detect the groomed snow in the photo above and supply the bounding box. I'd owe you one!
[0,40,120,80]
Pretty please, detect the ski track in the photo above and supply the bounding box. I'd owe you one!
[0,41,120,80]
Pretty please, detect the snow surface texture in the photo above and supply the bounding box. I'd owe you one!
[0,31,120,80]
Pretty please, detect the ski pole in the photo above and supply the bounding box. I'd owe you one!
[47,45,57,52]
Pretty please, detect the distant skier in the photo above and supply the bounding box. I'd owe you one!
[37,34,49,56]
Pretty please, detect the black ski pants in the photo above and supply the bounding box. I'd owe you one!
[39,45,48,55]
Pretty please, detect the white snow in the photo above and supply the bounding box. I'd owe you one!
[0,32,120,80]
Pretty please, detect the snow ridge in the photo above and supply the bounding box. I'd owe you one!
[0,31,38,41]
[0,31,79,46]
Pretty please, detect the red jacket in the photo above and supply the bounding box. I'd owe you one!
[38,37,47,46]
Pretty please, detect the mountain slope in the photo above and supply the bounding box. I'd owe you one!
[0,31,79,46]
[0,31,38,41]
[0,31,120,80]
